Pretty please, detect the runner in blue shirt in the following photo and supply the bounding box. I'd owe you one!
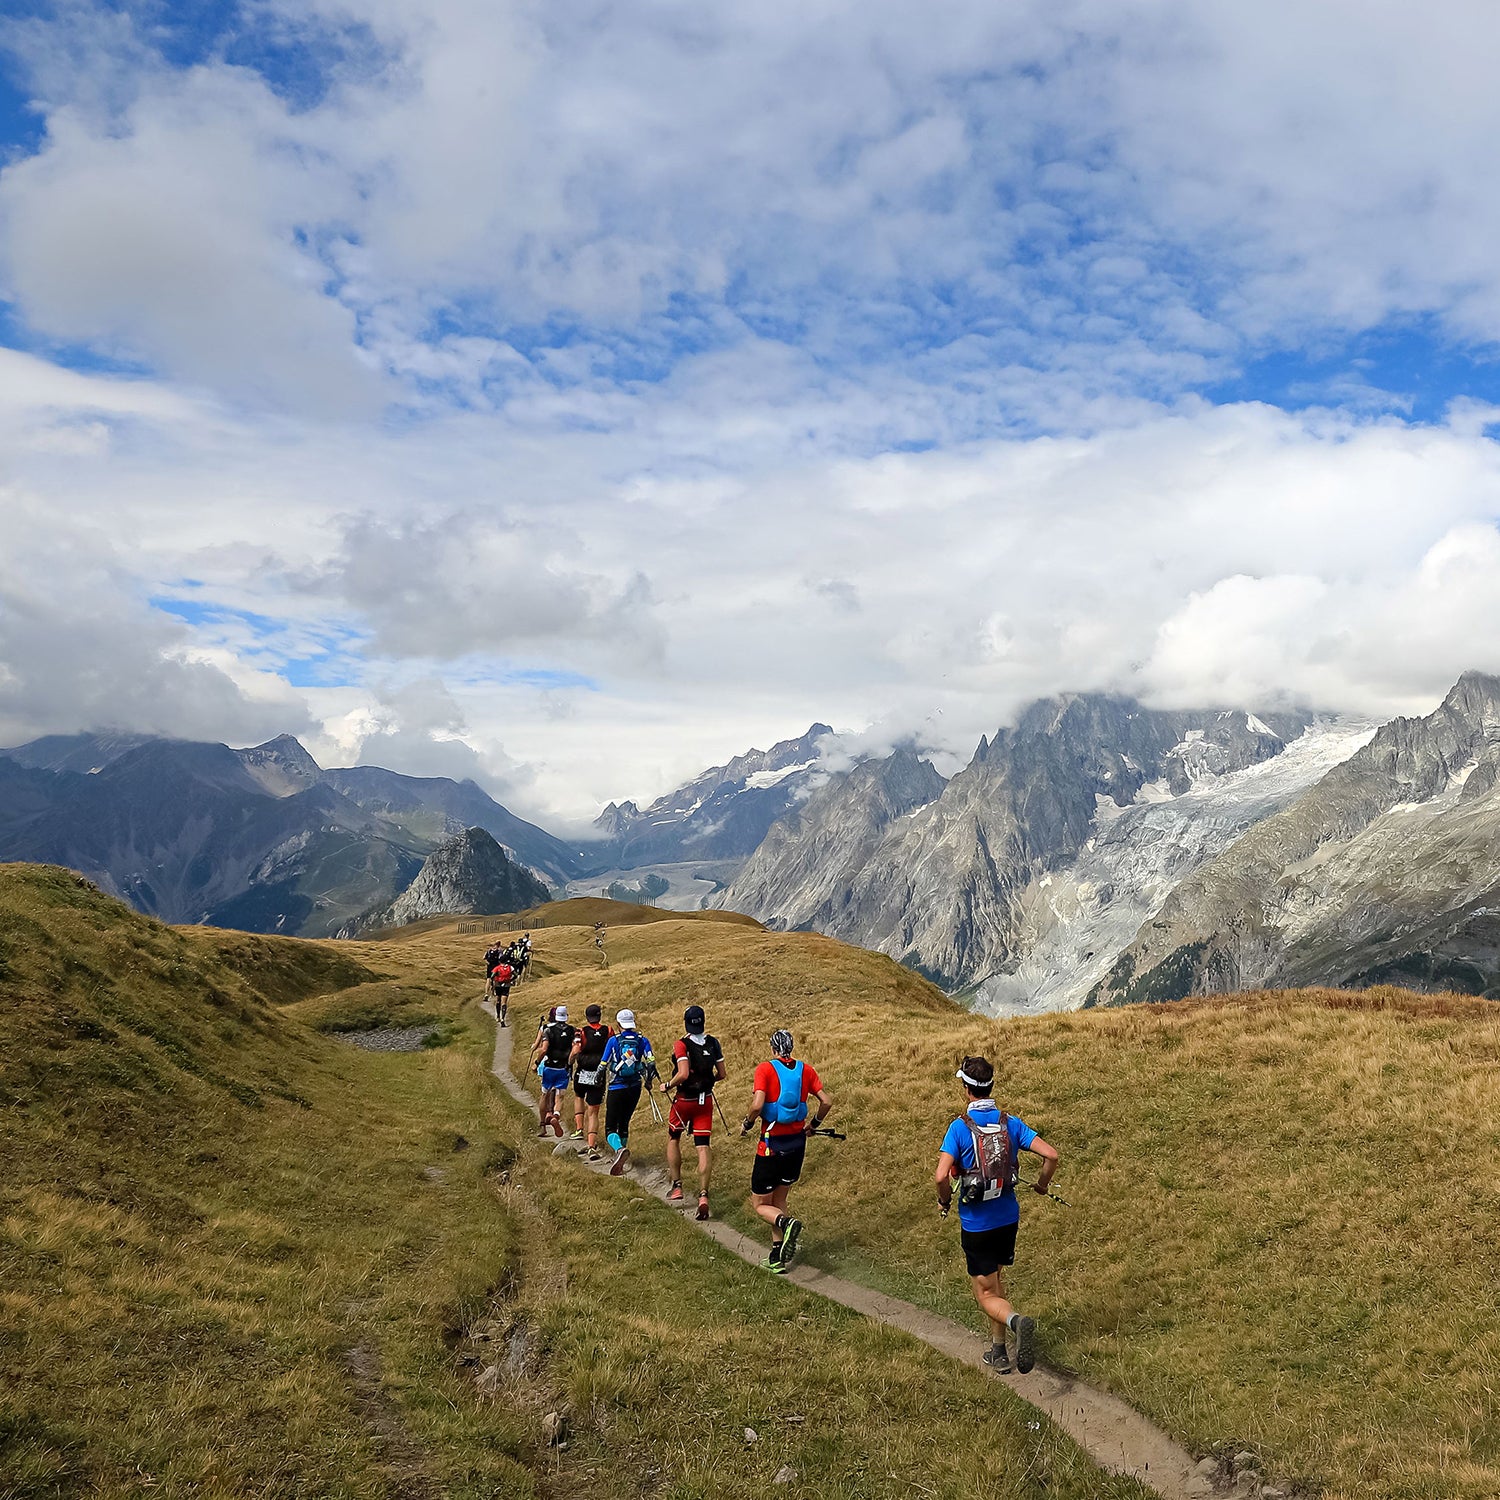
[934,1054,1060,1375]
[599,1010,655,1176]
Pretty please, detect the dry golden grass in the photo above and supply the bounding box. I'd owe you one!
[477,909,1500,1500]
[2,872,1150,1500]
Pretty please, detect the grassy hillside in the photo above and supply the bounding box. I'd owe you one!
[496,909,1500,1500]
[1,868,1148,1500]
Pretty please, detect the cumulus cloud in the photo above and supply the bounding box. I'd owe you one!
[10,1,1500,409]
[309,513,662,665]
[0,495,313,747]
[5,3,1500,822]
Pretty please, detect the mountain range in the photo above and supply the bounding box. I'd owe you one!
[590,722,836,867]
[715,698,1322,1000]
[1089,671,1500,1004]
[0,732,580,938]
[9,673,1500,1005]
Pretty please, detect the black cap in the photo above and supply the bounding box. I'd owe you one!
[586,1003,602,1022]
[684,1004,706,1031]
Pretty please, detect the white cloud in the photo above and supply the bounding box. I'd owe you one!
[4,3,1500,823]
[0,493,313,746]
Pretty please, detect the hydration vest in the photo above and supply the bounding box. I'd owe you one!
[762,1059,808,1128]
[492,963,513,984]
[543,1022,576,1068]
[610,1031,646,1083]
[959,1112,1018,1204]
[574,1024,610,1085]
[680,1034,721,1101]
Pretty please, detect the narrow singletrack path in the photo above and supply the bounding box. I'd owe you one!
[486,1003,1218,1500]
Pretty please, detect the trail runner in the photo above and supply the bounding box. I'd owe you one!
[488,958,514,1026]
[528,1004,576,1139]
[741,1029,831,1273]
[933,1055,1059,1374]
[662,1003,726,1220]
[600,1008,655,1175]
[569,1004,613,1157]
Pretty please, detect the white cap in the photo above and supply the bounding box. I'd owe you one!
[616,1008,636,1028]
[555,1004,569,1022]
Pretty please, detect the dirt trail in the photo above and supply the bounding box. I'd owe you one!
[487,1005,1218,1500]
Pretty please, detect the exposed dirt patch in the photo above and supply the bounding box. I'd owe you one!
[342,1341,439,1500]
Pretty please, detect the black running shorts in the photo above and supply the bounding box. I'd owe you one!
[750,1143,806,1195]
[573,1077,606,1106]
[960,1222,1018,1277]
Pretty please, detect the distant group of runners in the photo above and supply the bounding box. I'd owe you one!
[512,962,1062,1364]
[483,934,532,1026]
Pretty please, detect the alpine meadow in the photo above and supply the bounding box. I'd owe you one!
[7,3,1500,1499]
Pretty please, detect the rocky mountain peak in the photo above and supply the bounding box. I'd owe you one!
[1439,670,1500,734]
[347,826,549,935]
[236,735,323,798]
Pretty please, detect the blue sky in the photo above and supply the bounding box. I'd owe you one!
[4,0,1500,823]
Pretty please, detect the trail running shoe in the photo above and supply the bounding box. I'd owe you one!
[570,1128,585,1140]
[762,1254,788,1274]
[606,1132,623,1153]
[667,1181,684,1202]
[696,1195,710,1221]
[609,1147,632,1176]
[1013,1316,1036,1374]
[779,1218,804,1268]
[550,1115,565,1139]
[982,1344,1012,1374]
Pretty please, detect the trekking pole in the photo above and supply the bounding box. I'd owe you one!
[714,1097,733,1137]
[808,1126,847,1141]
[643,1064,665,1125]
[1017,1176,1072,1208]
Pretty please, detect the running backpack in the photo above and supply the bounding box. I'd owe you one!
[680,1035,721,1101]
[611,1032,645,1083]
[575,1024,610,1084]
[960,1114,1017,1204]
[543,1022,576,1068]
[762,1059,808,1127]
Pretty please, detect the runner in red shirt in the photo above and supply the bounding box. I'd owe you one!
[663,1004,726,1220]
[740,1029,832,1273]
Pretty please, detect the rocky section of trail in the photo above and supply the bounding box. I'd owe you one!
[483,1002,1232,1500]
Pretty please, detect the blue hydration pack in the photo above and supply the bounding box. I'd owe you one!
[611,1032,645,1083]
[762,1059,808,1127]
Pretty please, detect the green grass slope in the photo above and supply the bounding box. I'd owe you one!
[501,911,1500,1500]
[1,866,1149,1500]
